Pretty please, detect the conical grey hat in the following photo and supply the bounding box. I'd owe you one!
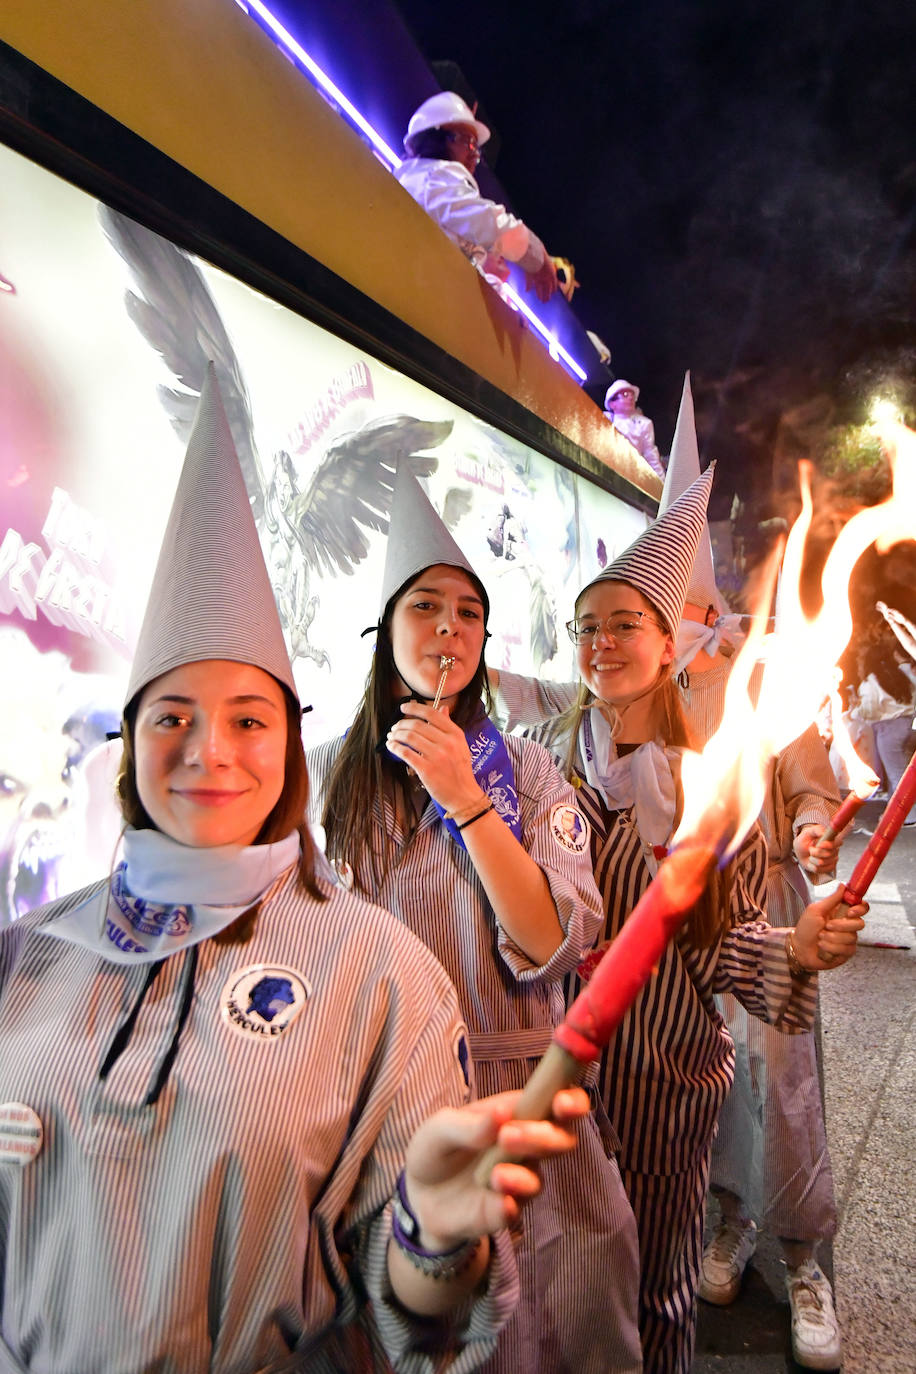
[381,466,488,617]
[125,365,296,708]
[582,462,715,636]
[660,372,720,610]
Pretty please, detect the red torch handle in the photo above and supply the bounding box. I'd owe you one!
[556,842,716,1061]
[843,747,916,905]
[473,842,716,1185]
[820,790,867,846]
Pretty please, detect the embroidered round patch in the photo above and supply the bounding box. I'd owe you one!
[454,1027,472,1096]
[549,803,590,853]
[220,964,311,1041]
[0,1102,43,1166]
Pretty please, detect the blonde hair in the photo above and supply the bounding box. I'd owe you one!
[559,586,734,949]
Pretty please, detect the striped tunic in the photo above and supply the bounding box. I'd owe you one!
[496,669,819,1171]
[497,671,819,1372]
[0,867,516,1373]
[307,733,643,1374]
[684,659,839,1238]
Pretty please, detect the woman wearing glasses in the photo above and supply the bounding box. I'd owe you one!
[395,91,559,301]
[490,468,865,1374]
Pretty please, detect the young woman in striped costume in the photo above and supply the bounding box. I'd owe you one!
[308,470,643,1374]
[0,374,592,1374]
[491,468,866,1373]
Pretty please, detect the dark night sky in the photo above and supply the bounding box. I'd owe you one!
[393,0,916,523]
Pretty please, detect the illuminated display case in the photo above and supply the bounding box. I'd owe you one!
[0,32,648,927]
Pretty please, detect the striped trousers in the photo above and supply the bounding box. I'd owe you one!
[620,1156,710,1374]
[478,1106,643,1374]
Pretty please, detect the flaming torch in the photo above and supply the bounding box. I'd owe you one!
[474,593,774,1179]
[804,670,879,872]
[475,421,916,1181]
[842,748,916,906]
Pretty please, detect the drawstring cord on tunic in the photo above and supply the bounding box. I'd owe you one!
[98,944,200,1105]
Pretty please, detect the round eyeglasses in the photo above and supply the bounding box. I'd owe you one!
[445,130,480,153]
[565,610,662,646]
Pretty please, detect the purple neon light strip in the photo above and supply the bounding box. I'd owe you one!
[233,0,588,383]
[237,0,402,168]
[501,285,587,380]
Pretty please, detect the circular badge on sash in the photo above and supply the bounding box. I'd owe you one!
[549,803,590,854]
[220,964,311,1041]
[0,1102,43,1166]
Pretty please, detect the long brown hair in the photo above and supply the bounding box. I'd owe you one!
[321,569,491,893]
[556,585,734,948]
[117,678,324,901]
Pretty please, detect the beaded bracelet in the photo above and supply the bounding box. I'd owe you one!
[390,1171,483,1279]
[456,802,494,832]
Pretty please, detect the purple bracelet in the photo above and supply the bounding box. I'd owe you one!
[390,1171,482,1279]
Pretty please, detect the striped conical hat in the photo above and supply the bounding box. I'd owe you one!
[583,463,715,635]
[660,372,720,610]
[125,365,296,708]
[381,466,488,617]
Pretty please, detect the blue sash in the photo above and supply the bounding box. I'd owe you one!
[432,715,522,850]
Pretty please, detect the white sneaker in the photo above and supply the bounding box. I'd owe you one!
[785,1259,843,1369]
[698,1218,758,1305]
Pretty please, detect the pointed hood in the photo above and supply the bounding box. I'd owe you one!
[659,372,720,611]
[582,463,715,635]
[125,365,296,708]
[381,466,488,618]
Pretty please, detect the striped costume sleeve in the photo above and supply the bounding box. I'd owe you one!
[713,825,818,1033]
[497,737,604,982]
[775,724,840,833]
[493,669,578,732]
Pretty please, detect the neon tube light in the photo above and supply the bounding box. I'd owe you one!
[501,285,588,381]
[233,0,589,383]
[236,0,402,168]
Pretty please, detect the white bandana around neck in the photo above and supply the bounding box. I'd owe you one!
[39,829,300,966]
[579,710,680,874]
[673,615,747,676]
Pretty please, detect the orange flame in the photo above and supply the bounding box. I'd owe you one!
[826,669,880,800]
[675,420,915,860]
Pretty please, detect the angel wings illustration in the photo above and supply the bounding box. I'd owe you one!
[99,205,452,667]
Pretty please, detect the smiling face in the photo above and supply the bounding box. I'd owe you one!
[134,660,288,848]
[574,581,674,709]
[388,564,486,711]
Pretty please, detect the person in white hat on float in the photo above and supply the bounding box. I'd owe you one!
[604,378,665,479]
[487,464,865,1372]
[395,91,559,301]
[0,368,597,1373]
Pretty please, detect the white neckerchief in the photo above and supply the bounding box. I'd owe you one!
[580,711,680,874]
[39,829,300,966]
[673,615,747,676]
